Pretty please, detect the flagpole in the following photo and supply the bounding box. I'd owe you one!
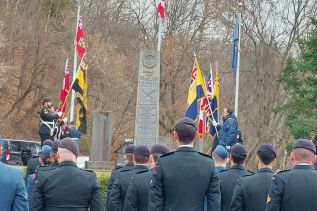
[234,10,241,118]
[157,18,162,51]
[70,4,80,122]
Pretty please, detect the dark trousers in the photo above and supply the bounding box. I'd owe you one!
[39,134,51,146]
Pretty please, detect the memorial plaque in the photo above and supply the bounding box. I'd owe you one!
[135,50,160,147]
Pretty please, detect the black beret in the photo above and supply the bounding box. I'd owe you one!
[151,144,169,154]
[231,144,247,159]
[257,144,277,158]
[134,145,150,157]
[58,138,79,157]
[51,141,59,153]
[176,117,197,130]
[293,139,316,154]
[43,139,54,147]
[42,96,51,103]
[125,144,136,154]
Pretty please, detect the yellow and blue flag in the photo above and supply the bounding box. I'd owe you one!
[184,57,207,120]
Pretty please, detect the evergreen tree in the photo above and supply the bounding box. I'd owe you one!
[278,19,317,139]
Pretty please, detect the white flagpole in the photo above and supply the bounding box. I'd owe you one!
[70,4,80,122]
[234,11,241,118]
[157,18,162,51]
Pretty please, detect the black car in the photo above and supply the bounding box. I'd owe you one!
[0,139,41,166]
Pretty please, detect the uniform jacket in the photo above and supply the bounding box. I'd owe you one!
[123,169,152,211]
[0,162,28,211]
[266,165,317,211]
[25,156,40,183]
[110,165,149,211]
[105,163,134,211]
[217,114,238,147]
[230,168,273,211]
[218,165,252,211]
[148,146,221,211]
[30,161,103,211]
[38,107,59,135]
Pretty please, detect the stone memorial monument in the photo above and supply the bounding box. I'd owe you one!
[135,50,160,147]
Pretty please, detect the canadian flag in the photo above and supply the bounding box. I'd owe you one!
[58,58,70,118]
[157,0,165,19]
[76,16,86,58]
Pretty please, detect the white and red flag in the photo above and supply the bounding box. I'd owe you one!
[76,16,86,58]
[157,0,166,19]
[58,58,70,118]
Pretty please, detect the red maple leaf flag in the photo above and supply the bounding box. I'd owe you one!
[76,16,86,58]
[59,58,70,117]
[157,0,165,19]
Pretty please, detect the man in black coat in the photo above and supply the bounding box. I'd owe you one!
[38,97,61,146]
[123,145,152,211]
[230,144,276,211]
[148,117,221,211]
[110,145,150,211]
[218,144,252,211]
[266,139,317,211]
[30,138,103,211]
[105,144,135,211]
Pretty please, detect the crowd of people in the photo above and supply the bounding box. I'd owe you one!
[1,113,317,210]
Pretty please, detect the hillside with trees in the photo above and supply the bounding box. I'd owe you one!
[0,0,316,169]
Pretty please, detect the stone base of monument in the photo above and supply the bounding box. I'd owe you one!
[85,161,114,170]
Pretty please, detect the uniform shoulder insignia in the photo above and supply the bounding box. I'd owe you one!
[247,170,254,174]
[241,172,255,177]
[135,169,149,175]
[38,166,56,171]
[120,168,133,173]
[198,152,212,159]
[114,166,123,170]
[83,169,96,174]
[274,169,290,176]
[159,151,174,158]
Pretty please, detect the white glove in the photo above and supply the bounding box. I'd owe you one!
[212,120,218,127]
[63,117,68,123]
[57,111,63,117]
[226,146,231,150]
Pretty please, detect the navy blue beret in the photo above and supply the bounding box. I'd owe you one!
[293,139,316,154]
[125,144,136,154]
[43,139,54,147]
[58,138,79,157]
[257,144,276,158]
[176,117,197,130]
[151,144,169,154]
[231,144,247,159]
[213,145,229,160]
[134,145,150,157]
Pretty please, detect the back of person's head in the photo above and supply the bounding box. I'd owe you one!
[40,145,52,165]
[230,144,247,165]
[212,145,229,164]
[174,117,197,144]
[150,144,169,163]
[291,139,316,166]
[133,145,150,164]
[225,108,234,115]
[124,144,135,163]
[256,144,276,165]
[57,138,79,163]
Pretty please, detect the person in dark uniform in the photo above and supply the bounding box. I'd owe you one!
[24,139,54,183]
[110,145,150,211]
[266,139,317,211]
[149,144,169,171]
[148,117,221,211]
[30,138,103,211]
[105,144,135,211]
[123,145,152,211]
[230,144,276,211]
[38,97,61,146]
[218,144,252,211]
[212,145,229,172]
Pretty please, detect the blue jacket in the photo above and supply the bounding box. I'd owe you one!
[217,114,238,147]
[0,162,28,211]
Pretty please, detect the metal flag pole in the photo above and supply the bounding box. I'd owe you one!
[157,18,163,51]
[234,10,241,118]
[70,4,80,122]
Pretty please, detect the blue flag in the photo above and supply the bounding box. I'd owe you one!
[231,14,240,71]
